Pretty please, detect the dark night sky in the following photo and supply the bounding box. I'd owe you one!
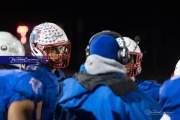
[1,1,180,83]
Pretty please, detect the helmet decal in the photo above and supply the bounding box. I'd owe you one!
[31,23,66,44]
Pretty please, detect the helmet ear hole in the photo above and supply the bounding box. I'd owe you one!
[34,42,37,47]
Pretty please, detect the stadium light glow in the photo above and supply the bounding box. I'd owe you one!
[17,25,29,44]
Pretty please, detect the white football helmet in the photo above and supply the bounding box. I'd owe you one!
[0,31,25,69]
[123,37,143,77]
[29,22,71,68]
[172,59,180,77]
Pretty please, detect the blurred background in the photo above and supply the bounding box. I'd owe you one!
[1,1,180,83]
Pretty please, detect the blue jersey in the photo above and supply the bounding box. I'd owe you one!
[0,69,44,120]
[57,65,162,120]
[135,79,161,102]
[160,77,180,120]
[26,64,65,120]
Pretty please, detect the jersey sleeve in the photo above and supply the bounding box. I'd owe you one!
[159,78,180,117]
[12,73,44,103]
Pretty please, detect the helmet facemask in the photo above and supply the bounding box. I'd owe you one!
[123,37,143,77]
[34,41,71,68]
[125,51,143,77]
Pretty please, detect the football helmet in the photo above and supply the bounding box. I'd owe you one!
[0,31,25,68]
[172,59,180,77]
[123,37,143,77]
[29,22,71,68]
